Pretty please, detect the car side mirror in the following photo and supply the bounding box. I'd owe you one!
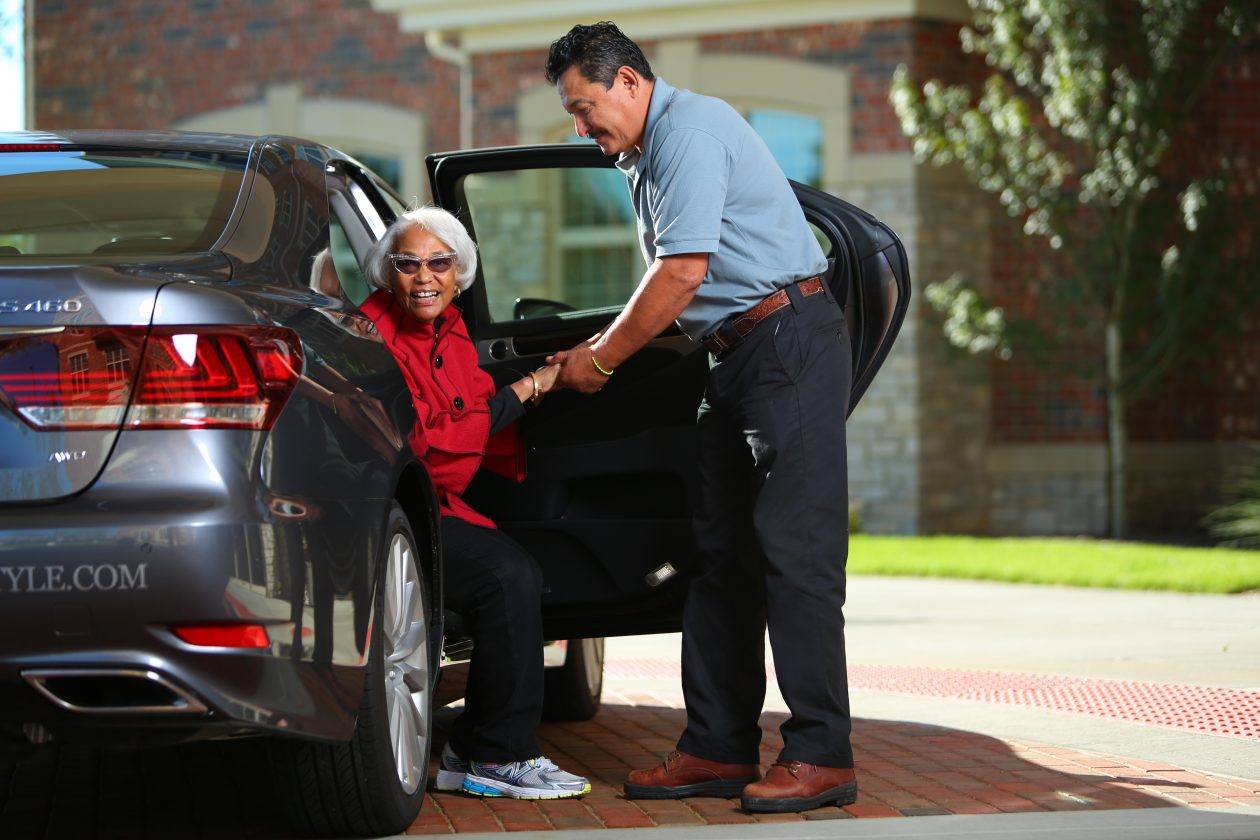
[513,297,576,320]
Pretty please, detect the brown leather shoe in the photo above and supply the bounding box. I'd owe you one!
[624,750,760,799]
[740,760,857,812]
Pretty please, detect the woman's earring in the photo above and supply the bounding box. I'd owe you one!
[453,287,461,299]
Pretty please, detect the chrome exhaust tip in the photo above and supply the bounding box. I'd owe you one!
[22,669,208,715]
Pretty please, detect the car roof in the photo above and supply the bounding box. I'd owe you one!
[0,129,317,157]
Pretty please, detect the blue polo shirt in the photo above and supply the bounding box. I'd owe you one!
[616,77,828,341]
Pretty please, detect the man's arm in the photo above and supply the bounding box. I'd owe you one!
[552,252,708,393]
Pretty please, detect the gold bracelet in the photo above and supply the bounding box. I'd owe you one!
[528,372,542,406]
[590,352,614,377]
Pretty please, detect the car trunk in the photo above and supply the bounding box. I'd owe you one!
[0,256,229,503]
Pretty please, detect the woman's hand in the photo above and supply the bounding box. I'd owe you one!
[533,364,561,395]
[510,364,563,406]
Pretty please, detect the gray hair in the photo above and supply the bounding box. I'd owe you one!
[364,206,479,292]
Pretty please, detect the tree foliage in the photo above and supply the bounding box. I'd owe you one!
[891,0,1259,536]
[892,0,1257,389]
[0,0,21,64]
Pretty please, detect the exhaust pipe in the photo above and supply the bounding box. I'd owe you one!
[22,669,208,715]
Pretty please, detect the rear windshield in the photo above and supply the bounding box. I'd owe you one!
[0,150,248,257]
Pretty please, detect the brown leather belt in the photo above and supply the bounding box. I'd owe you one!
[701,277,825,356]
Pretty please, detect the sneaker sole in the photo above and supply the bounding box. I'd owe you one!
[741,781,858,813]
[623,777,758,800]
[434,768,466,792]
[463,775,592,800]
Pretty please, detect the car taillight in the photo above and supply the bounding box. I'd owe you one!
[172,623,270,648]
[126,327,303,430]
[0,326,147,429]
[0,326,302,431]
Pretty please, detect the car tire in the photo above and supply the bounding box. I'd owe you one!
[269,502,433,838]
[541,637,604,722]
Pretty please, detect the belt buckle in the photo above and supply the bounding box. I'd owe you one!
[703,330,730,354]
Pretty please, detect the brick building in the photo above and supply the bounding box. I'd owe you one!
[27,0,1260,535]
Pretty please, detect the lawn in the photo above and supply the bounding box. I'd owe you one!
[847,535,1260,594]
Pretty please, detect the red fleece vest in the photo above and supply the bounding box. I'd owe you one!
[360,290,524,529]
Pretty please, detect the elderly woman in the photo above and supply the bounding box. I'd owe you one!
[359,207,589,800]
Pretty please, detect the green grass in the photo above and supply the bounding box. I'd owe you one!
[847,535,1260,594]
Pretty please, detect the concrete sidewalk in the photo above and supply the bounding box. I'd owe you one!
[608,576,1260,780]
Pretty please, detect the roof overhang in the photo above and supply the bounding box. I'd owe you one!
[370,0,971,53]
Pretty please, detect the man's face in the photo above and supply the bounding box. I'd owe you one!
[558,65,650,156]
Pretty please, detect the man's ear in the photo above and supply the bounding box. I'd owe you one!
[618,65,643,96]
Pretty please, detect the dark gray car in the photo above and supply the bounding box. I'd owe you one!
[0,130,909,837]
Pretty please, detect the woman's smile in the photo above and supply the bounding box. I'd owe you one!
[391,226,460,325]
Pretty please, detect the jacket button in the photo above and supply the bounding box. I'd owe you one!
[453,396,464,411]
[434,355,443,369]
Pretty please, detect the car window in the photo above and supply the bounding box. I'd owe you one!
[368,174,410,220]
[809,221,834,257]
[0,149,247,256]
[461,166,641,323]
[326,215,372,307]
[346,179,387,239]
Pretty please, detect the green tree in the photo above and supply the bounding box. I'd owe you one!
[891,0,1259,538]
[0,0,21,63]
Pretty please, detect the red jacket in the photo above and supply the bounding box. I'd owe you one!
[360,290,524,529]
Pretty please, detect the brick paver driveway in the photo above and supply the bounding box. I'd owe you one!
[407,686,1260,835]
[5,697,1256,839]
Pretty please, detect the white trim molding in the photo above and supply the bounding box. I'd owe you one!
[371,0,971,53]
[174,85,428,206]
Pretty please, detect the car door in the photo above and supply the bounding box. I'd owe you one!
[426,144,910,641]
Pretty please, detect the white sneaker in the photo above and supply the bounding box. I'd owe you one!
[434,743,469,792]
[463,755,591,799]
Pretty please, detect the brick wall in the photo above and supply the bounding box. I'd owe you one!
[34,0,462,153]
[698,21,912,155]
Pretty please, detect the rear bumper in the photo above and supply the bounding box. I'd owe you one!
[0,467,385,745]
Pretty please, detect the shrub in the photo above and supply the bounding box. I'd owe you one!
[1206,453,1260,548]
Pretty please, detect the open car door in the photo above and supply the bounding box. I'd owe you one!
[426,144,910,640]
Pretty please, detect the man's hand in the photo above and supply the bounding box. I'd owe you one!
[554,342,610,394]
[545,253,707,396]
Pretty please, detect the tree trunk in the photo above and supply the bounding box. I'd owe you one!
[1105,318,1127,539]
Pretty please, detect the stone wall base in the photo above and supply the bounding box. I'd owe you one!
[983,442,1254,537]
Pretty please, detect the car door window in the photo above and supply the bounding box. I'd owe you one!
[461,166,641,323]
[327,215,372,307]
[368,173,411,220]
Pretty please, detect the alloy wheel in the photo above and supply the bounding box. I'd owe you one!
[382,531,429,795]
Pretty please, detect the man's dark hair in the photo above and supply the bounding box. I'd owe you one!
[544,22,654,87]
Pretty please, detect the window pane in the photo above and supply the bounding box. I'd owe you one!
[462,167,640,322]
[324,217,372,307]
[748,110,822,188]
[808,221,834,257]
[0,150,247,256]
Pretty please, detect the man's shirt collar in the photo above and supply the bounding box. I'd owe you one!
[616,76,675,176]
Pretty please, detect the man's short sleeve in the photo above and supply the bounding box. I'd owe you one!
[647,128,731,256]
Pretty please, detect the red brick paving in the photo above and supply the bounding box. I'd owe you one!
[606,660,1260,740]
[2,683,1256,837]
[405,697,1260,834]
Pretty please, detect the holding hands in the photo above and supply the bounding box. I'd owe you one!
[512,363,563,407]
[546,334,612,395]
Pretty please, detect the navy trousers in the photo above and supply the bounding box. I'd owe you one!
[440,515,545,763]
[677,284,854,768]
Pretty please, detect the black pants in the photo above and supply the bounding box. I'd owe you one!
[440,515,544,763]
[677,283,854,768]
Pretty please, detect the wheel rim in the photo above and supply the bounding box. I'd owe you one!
[382,531,429,795]
[582,638,604,697]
